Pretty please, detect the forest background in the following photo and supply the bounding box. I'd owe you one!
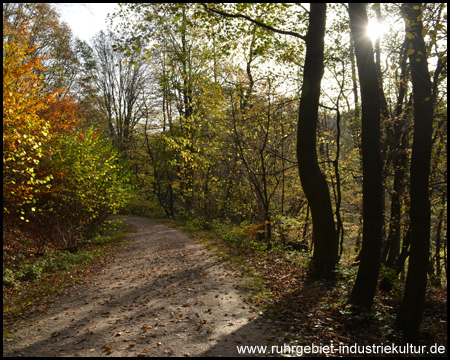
[3,3,447,347]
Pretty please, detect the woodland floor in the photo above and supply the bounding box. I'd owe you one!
[3,216,447,357]
[3,216,283,357]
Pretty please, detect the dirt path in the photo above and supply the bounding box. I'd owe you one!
[3,216,282,357]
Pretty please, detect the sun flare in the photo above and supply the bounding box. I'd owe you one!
[366,20,387,43]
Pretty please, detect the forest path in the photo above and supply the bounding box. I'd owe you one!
[3,216,281,357]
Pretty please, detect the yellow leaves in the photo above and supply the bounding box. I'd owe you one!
[3,22,73,213]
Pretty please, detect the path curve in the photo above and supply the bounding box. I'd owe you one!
[3,216,281,357]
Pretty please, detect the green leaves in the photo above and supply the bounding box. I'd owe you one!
[48,126,135,228]
[3,23,54,216]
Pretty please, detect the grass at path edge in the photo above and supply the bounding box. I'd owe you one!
[3,218,131,336]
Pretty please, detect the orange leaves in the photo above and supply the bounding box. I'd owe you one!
[3,23,53,212]
[101,344,113,354]
[38,94,82,137]
[237,223,265,237]
[3,22,84,217]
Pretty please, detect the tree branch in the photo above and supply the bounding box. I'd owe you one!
[202,4,306,41]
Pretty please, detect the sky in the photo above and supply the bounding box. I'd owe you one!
[57,4,388,48]
[56,3,120,44]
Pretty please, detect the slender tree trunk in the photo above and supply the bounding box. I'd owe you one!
[348,3,383,310]
[396,3,434,344]
[380,226,412,292]
[334,106,344,258]
[382,39,410,267]
[349,33,359,108]
[302,204,310,242]
[297,3,338,279]
[433,191,446,287]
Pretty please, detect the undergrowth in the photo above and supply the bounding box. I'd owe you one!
[160,217,447,352]
[3,217,131,329]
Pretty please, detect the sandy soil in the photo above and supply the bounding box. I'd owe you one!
[3,216,283,357]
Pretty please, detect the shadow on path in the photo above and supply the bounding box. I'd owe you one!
[3,216,284,357]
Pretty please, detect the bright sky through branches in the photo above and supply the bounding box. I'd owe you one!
[59,4,388,52]
[55,3,119,45]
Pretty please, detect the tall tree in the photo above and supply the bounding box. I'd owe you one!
[296,3,338,277]
[3,22,53,215]
[395,3,435,343]
[200,3,338,278]
[92,30,152,153]
[3,3,79,95]
[348,3,383,310]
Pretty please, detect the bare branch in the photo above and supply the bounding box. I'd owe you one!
[201,4,306,41]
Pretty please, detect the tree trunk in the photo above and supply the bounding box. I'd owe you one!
[432,192,445,287]
[395,3,434,344]
[348,3,383,310]
[382,38,410,267]
[380,226,411,292]
[297,3,338,278]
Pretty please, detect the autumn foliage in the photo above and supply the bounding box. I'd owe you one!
[3,22,133,249]
[3,23,55,213]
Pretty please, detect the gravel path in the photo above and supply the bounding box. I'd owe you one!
[3,216,282,357]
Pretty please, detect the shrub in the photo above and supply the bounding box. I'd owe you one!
[210,219,248,245]
[125,197,165,218]
[34,126,135,250]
